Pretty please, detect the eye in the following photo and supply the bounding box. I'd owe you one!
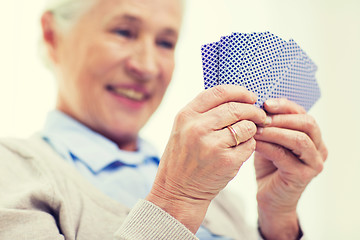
[157,39,175,50]
[114,28,135,38]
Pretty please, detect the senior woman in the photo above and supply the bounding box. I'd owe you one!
[0,0,327,239]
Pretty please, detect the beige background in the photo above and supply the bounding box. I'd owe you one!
[1,0,360,238]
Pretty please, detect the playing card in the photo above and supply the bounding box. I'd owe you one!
[201,41,219,89]
[267,52,320,111]
[224,32,249,85]
[218,32,256,85]
[243,32,287,107]
[259,39,301,104]
[299,47,318,74]
[235,32,263,88]
[201,32,321,111]
[218,35,232,84]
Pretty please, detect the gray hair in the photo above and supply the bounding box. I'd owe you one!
[39,0,97,69]
[43,0,97,30]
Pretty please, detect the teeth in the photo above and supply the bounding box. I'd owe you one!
[113,88,145,101]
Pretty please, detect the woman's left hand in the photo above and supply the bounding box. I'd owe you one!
[254,98,328,240]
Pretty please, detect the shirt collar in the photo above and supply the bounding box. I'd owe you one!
[41,110,159,173]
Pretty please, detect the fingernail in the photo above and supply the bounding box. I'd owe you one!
[266,99,278,109]
[264,116,272,126]
[256,127,264,135]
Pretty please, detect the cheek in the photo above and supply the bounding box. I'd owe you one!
[161,57,175,88]
[85,40,129,77]
[151,59,174,110]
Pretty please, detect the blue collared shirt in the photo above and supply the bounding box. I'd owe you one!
[41,110,230,240]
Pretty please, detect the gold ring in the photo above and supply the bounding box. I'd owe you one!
[227,125,241,146]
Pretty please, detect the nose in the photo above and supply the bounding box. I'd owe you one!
[125,38,159,82]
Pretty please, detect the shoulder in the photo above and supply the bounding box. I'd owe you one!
[0,136,45,176]
[0,135,54,160]
[0,136,57,197]
[0,135,59,178]
[0,136,128,239]
[0,135,78,204]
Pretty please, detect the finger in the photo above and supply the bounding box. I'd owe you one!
[318,142,328,162]
[203,102,267,130]
[263,114,323,149]
[254,151,278,180]
[215,120,257,148]
[188,85,257,113]
[255,127,324,172]
[256,140,306,171]
[225,137,256,166]
[264,98,306,115]
[256,141,321,182]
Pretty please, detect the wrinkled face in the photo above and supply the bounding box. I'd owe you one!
[52,0,182,150]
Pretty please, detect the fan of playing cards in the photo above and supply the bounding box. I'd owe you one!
[201,31,321,111]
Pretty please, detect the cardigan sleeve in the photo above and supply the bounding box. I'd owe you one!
[115,199,198,239]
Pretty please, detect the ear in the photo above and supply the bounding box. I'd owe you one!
[41,11,59,64]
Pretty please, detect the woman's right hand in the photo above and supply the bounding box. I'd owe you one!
[146,85,267,233]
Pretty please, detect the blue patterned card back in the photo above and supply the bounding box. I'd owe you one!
[247,32,287,107]
[224,33,249,85]
[267,52,320,111]
[201,32,321,111]
[201,42,219,89]
[236,32,263,86]
[218,35,232,84]
[260,39,301,104]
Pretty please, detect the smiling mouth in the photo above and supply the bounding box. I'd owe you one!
[106,85,148,101]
